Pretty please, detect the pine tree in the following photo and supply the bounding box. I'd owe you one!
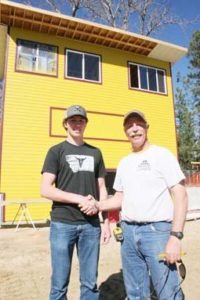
[175,76,197,170]
[187,30,200,162]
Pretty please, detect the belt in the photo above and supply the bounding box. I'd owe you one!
[124,221,152,225]
[124,220,170,226]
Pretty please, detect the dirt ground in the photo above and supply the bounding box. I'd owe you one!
[0,220,200,300]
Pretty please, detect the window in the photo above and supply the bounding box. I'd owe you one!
[65,49,101,83]
[129,62,166,94]
[16,39,57,76]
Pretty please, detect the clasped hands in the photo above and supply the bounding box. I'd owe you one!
[79,195,99,215]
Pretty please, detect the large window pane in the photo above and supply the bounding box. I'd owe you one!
[85,54,99,81]
[140,66,148,90]
[130,64,139,88]
[17,40,36,71]
[66,50,100,83]
[67,51,82,78]
[39,45,57,74]
[148,68,157,91]
[157,70,165,93]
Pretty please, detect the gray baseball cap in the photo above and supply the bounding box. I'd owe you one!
[123,109,147,126]
[64,105,88,121]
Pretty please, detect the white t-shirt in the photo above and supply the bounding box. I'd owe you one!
[113,145,185,222]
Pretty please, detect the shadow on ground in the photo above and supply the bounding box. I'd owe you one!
[99,270,126,300]
[99,270,158,300]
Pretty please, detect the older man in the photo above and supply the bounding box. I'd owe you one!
[81,109,188,300]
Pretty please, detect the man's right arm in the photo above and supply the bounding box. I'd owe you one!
[40,172,94,206]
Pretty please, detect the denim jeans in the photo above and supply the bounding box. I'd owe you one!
[49,221,101,300]
[121,221,184,300]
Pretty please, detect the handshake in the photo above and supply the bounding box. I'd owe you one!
[79,195,100,216]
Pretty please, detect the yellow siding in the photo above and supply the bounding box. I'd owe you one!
[1,27,177,221]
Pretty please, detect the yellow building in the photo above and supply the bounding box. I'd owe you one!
[0,0,187,224]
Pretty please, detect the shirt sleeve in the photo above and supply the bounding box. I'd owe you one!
[160,148,185,188]
[41,148,59,175]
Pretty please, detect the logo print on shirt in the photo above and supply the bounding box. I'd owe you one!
[137,160,151,171]
[65,155,94,173]
[75,156,86,168]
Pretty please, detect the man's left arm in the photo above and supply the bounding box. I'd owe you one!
[165,181,188,264]
[98,177,111,244]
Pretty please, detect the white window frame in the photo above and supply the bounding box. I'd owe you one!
[65,49,101,83]
[128,62,167,94]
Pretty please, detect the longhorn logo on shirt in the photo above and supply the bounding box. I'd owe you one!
[65,155,94,173]
[75,156,86,168]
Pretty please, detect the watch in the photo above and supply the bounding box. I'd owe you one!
[170,231,184,240]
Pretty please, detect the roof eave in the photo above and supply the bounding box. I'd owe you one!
[0,0,187,63]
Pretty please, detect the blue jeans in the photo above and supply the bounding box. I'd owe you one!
[121,221,184,300]
[49,221,101,300]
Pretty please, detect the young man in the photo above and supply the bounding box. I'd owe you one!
[80,109,188,300]
[41,105,110,300]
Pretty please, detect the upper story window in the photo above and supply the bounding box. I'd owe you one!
[128,62,167,94]
[16,39,58,76]
[65,49,101,83]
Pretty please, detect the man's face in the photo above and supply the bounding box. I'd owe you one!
[124,115,149,151]
[65,116,87,138]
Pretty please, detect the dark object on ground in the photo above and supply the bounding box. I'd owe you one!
[99,269,158,300]
[99,270,126,300]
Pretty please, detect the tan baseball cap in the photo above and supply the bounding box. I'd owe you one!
[64,105,88,121]
[123,109,147,126]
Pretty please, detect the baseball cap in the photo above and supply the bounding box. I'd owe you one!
[123,109,147,126]
[64,105,88,121]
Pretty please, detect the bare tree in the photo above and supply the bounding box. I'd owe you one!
[133,0,200,36]
[81,0,138,30]
[83,0,121,28]
[43,0,83,16]
[64,0,83,16]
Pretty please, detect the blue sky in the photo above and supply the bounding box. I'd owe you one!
[155,0,200,83]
